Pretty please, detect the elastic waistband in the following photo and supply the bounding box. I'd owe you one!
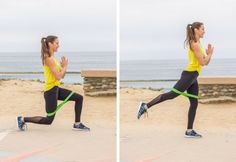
[182,70,199,76]
[44,86,59,93]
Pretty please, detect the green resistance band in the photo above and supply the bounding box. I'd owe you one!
[171,88,198,99]
[47,91,75,117]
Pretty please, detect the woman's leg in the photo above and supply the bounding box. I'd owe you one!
[146,71,198,109]
[23,86,58,125]
[58,87,83,123]
[186,80,199,129]
[137,71,199,119]
[146,91,179,108]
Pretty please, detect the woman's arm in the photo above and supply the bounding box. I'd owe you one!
[45,57,67,80]
[204,44,214,65]
[60,56,68,79]
[191,42,214,66]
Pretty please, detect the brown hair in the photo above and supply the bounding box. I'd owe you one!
[184,22,203,48]
[41,35,58,65]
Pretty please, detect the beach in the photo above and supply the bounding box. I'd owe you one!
[120,88,236,162]
[0,79,116,162]
[1,80,236,162]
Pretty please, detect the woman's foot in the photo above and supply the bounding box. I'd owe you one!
[73,123,90,131]
[137,102,148,119]
[185,130,202,138]
[16,116,27,131]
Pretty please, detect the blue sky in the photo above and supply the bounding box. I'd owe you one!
[121,0,236,60]
[0,0,116,52]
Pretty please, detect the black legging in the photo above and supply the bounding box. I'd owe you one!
[146,71,199,129]
[24,86,83,125]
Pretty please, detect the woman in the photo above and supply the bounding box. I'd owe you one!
[16,35,90,131]
[137,22,214,138]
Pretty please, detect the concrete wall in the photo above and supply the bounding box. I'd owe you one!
[81,69,116,96]
[198,77,236,103]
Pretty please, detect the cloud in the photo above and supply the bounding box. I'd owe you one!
[0,0,116,52]
[121,0,236,60]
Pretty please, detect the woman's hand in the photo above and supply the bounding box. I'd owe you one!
[191,42,213,66]
[206,44,214,55]
[60,56,68,68]
[45,57,67,80]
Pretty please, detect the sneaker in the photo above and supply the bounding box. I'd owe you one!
[16,116,27,131]
[73,123,90,131]
[185,130,202,138]
[137,102,148,119]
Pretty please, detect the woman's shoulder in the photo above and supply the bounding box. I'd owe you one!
[44,56,56,66]
[189,41,201,50]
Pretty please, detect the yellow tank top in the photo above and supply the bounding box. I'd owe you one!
[185,47,205,74]
[43,58,61,91]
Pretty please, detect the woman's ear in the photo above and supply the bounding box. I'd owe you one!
[48,42,53,48]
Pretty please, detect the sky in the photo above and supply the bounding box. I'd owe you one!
[121,0,236,60]
[0,0,116,52]
[1,0,235,59]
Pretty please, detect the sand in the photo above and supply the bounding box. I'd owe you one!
[120,88,236,162]
[1,80,236,162]
[0,79,116,162]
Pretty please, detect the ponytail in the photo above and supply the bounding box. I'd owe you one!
[184,22,203,49]
[40,35,58,65]
[41,37,49,65]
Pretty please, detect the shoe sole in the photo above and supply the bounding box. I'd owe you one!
[16,116,21,131]
[72,128,90,131]
[184,135,202,138]
[137,102,143,119]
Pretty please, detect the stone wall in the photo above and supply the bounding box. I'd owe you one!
[198,77,236,103]
[81,69,116,96]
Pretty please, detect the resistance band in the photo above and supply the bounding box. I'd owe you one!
[171,88,198,99]
[47,92,75,117]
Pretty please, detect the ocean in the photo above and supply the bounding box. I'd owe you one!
[1,53,236,89]
[121,58,236,89]
[0,52,116,84]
